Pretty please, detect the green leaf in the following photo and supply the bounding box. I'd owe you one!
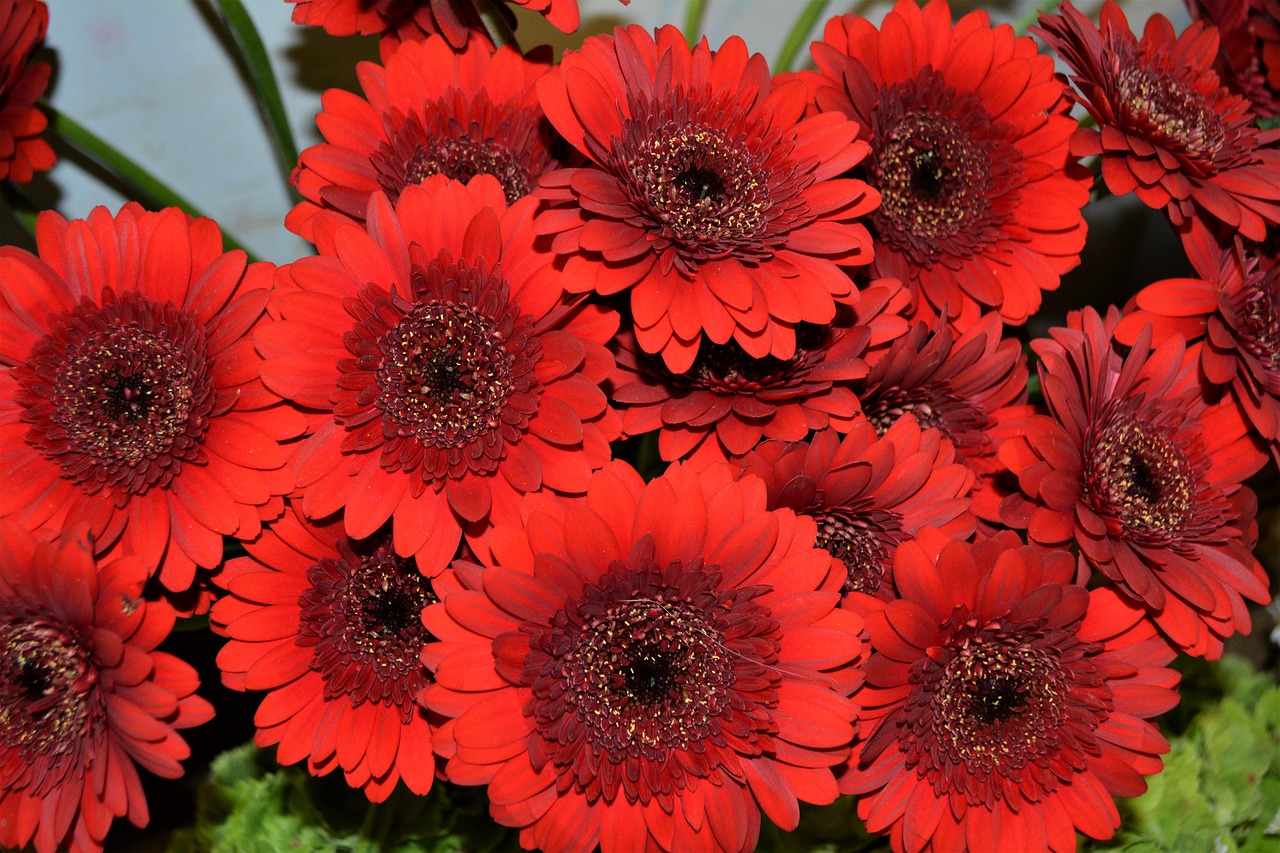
[213,0,300,192]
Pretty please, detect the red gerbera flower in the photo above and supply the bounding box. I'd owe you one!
[1185,0,1280,118]
[1116,227,1280,464]
[421,460,865,853]
[806,0,1090,330]
[610,279,909,465]
[0,0,53,184]
[1036,1,1280,244]
[850,312,1031,523]
[211,501,441,801]
[287,35,560,242]
[259,175,620,576]
[286,0,586,49]
[740,418,974,600]
[535,24,880,373]
[0,204,300,594]
[999,307,1271,658]
[842,531,1178,853]
[0,521,213,853]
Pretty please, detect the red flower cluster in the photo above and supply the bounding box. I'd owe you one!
[14,0,1280,851]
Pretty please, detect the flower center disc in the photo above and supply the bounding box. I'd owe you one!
[524,560,781,804]
[1086,411,1195,541]
[1234,265,1280,384]
[376,299,514,449]
[335,257,543,483]
[297,539,437,717]
[870,72,1019,266]
[685,324,831,392]
[614,86,803,271]
[17,291,214,499]
[1116,65,1224,174]
[0,615,95,767]
[814,508,904,596]
[898,616,1106,803]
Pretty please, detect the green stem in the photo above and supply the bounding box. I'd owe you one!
[1013,0,1062,35]
[0,183,38,241]
[774,0,830,73]
[472,0,518,50]
[214,0,300,189]
[42,103,256,258]
[683,0,707,46]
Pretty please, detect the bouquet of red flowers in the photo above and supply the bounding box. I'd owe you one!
[1,0,1279,851]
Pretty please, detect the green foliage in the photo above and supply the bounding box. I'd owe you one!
[1097,656,1280,853]
[166,743,513,853]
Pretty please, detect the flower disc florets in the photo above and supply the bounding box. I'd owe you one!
[17,289,215,503]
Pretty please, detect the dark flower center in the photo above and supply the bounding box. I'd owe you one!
[522,557,781,805]
[893,613,1108,802]
[610,85,807,274]
[16,290,215,501]
[1086,411,1194,541]
[814,507,904,597]
[375,300,512,439]
[1234,262,1280,383]
[870,71,1019,266]
[859,385,987,456]
[0,615,96,763]
[672,166,727,204]
[687,324,831,391]
[1116,65,1224,172]
[297,538,437,718]
[371,92,553,205]
[335,256,542,483]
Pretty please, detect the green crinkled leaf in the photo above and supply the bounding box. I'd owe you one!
[1097,656,1280,853]
[1199,698,1273,826]
[167,742,511,853]
[1114,741,1221,851]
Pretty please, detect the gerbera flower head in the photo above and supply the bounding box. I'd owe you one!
[610,278,910,465]
[807,0,1090,330]
[843,530,1178,853]
[422,460,865,853]
[287,35,561,242]
[740,418,974,600]
[0,0,53,183]
[999,306,1271,658]
[1117,227,1280,464]
[850,312,1031,524]
[286,0,590,49]
[0,521,213,853]
[1185,0,1280,118]
[1035,1,1280,243]
[535,24,880,373]
[261,175,620,576]
[211,501,441,801]
[0,204,301,594]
